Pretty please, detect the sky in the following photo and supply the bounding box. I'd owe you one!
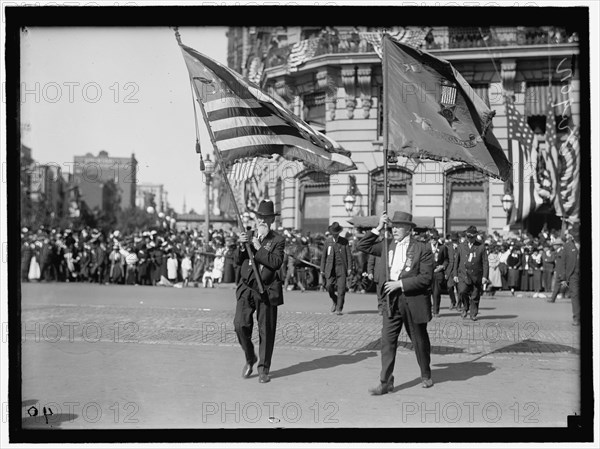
[20,26,228,215]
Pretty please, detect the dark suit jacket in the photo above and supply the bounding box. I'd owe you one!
[445,243,457,286]
[320,236,352,276]
[453,241,489,285]
[560,240,579,280]
[235,230,285,306]
[357,231,433,323]
[430,242,449,278]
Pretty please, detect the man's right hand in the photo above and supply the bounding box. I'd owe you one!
[377,212,390,231]
[239,232,249,244]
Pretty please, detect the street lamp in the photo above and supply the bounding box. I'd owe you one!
[501,194,514,216]
[203,154,216,240]
[344,194,356,216]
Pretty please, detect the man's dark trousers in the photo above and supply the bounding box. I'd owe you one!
[234,286,278,374]
[432,271,445,315]
[380,294,431,383]
[457,280,482,318]
[326,260,347,312]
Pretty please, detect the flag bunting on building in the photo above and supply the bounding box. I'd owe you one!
[543,92,562,213]
[228,157,258,184]
[557,125,580,222]
[505,98,544,224]
[179,41,357,174]
[288,39,319,72]
[382,35,511,181]
[363,27,432,58]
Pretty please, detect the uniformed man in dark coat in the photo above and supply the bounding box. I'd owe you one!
[429,228,449,318]
[234,200,285,384]
[562,226,580,326]
[358,211,434,395]
[320,222,352,315]
[452,225,489,321]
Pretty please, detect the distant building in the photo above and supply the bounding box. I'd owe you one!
[174,213,236,232]
[135,183,168,213]
[72,151,137,211]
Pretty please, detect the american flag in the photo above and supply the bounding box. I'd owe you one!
[179,42,356,174]
[505,98,543,224]
[557,126,580,221]
[287,38,319,72]
[228,158,258,184]
[544,92,561,213]
[364,27,432,59]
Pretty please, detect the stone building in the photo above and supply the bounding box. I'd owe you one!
[225,26,581,235]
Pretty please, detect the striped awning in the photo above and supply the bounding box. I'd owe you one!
[525,83,572,117]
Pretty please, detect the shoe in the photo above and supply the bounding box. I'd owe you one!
[369,376,394,395]
[330,303,337,313]
[258,372,271,383]
[242,355,258,379]
[461,310,467,319]
[336,311,343,316]
[470,316,478,321]
[449,305,456,310]
[421,377,434,388]
[572,320,580,326]
[546,299,555,303]
[378,309,383,316]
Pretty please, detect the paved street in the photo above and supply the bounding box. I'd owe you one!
[20,282,581,428]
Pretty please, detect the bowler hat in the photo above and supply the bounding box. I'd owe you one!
[429,228,440,239]
[328,222,343,233]
[390,211,415,227]
[252,199,280,217]
[465,225,478,235]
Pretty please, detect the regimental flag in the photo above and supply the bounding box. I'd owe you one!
[557,126,580,222]
[288,39,319,72]
[544,92,561,212]
[382,35,511,180]
[505,99,543,224]
[364,27,432,58]
[178,42,357,174]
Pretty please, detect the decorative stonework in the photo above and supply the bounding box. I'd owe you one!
[274,75,296,107]
[357,65,372,119]
[500,59,517,98]
[341,66,357,119]
[316,68,339,121]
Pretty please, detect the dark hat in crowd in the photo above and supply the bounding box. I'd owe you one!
[429,228,440,239]
[390,211,415,227]
[252,199,280,217]
[465,225,478,236]
[328,222,343,233]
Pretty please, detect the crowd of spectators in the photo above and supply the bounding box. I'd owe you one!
[20,221,578,302]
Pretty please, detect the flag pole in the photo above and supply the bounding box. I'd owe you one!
[175,28,265,294]
[381,35,392,319]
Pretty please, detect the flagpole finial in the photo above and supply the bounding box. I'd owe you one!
[174,27,182,45]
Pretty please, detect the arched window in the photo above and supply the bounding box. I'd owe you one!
[298,170,330,233]
[369,167,412,216]
[445,166,489,232]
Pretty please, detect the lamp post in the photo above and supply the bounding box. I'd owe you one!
[203,154,215,240]
[344,193,356,216]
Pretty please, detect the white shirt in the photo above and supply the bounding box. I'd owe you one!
[390,237,410,281]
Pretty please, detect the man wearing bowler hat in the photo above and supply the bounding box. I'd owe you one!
[358,211,434,395]
[453,225,488,321]
[320,221,353,315]
[234,199,285,383]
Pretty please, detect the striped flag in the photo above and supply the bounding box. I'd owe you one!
[179,42,357,174]
[505,99,543,224]
[287,38,319,72]
[228,158,258,184]
[557,126,580,221]
[364,27,432,58]
[543,92,561,209]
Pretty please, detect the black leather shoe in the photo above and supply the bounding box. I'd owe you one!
[330,303,337,313]
[368,376,394,395]
[421,377,434,388]
[258,372,271,383]
[242,355,258,379]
